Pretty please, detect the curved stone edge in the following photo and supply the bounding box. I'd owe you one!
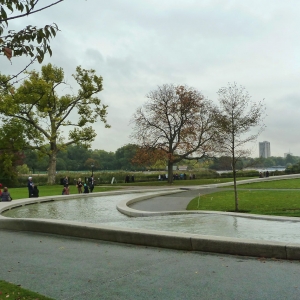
[0,217,298,259]
[1,184,300,260]
[0,188,180,216]
[117,191,300,223]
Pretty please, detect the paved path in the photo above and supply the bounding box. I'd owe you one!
[1,229,300,300]
[2,178,300,299]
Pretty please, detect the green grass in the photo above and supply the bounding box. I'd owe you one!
[234,178,300,189]
[0,280,54,299]
[8,185,121,200]
[187,189,300,217]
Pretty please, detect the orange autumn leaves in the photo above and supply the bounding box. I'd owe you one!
[3,47,12,60]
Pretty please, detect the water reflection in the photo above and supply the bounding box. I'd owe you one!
[3,192,300,243]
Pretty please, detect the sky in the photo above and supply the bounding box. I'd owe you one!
[2,0,300,157]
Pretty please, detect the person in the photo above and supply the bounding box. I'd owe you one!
[63,176,69,186]
[62,184,70,195]
[32,185,39,198]
[89,175,94,193]
[76,178,83,193]
[131,174,134,182]
[266,171,269,178]
[27,177,34,198]
[0,183,2,200]
[1,187,12,201]
[83,183,89,193]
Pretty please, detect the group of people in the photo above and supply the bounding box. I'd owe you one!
[158,173,196,181]
[74,175,95,194]
[0,183,12,202]
[259,171,270,178]
[1,175,96,202]
[124,174,134,183]
[27,177,39,198]
[61,176,94,195]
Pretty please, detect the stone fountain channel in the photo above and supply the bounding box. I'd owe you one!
[2,187,300,244]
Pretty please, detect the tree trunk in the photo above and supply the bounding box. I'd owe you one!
[47,151,57,184]
[233,166,239,212]
[167,160,173,184]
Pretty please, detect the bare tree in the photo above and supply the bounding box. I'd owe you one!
[215,82,266,211]
[131,84,218,183]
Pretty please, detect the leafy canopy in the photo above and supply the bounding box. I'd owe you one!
[0,0,63,84]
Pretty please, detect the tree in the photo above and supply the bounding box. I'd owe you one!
[115,144,139,171]
[131,84,218,183]
[215,82,266,212]
[0,63,109,184]
[16,163,30,174]
[1,0,63,84]
[91,149,117,170]
[0,118,28,184]
[23,149,48,171]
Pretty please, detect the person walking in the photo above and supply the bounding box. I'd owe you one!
[89,175,94,193]
[76,178,83,193]
[1,187,12,201]
[27,177,34,198]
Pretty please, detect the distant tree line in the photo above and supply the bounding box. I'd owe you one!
[208,154,299,170]
[21,144,142,173]
[20,144,299,174]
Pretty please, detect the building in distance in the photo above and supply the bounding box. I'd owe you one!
[259,141,271,158]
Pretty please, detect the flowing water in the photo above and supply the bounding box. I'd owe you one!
[2,192,300,243]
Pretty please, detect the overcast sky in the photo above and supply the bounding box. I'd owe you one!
[3,0,300,157]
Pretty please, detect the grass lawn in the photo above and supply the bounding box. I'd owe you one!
[234,178,300,189]
[0,280,54,299]
[7,185,121,200]
[187,189,300,217]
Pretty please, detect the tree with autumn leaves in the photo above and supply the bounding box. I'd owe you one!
[131,84,218,183]
[1,0,63,84]
[0,63,109,184]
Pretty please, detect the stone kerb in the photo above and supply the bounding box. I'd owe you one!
[1,178,300,260]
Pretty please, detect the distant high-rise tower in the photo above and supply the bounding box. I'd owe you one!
[259,141,271,158]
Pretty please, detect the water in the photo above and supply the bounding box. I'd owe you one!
[3,192,300,243]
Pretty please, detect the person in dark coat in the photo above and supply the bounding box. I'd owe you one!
[32,185,39,198]
[27,177,34,198]
[63,176,69,186]
[89,176,94,193]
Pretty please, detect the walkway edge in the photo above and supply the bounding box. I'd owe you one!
[0,217,294,259]
[1,182,300,260]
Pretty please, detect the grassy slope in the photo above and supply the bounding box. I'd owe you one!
[234,178,300,189]
[0,280,54,300]
[187,179,300,217]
